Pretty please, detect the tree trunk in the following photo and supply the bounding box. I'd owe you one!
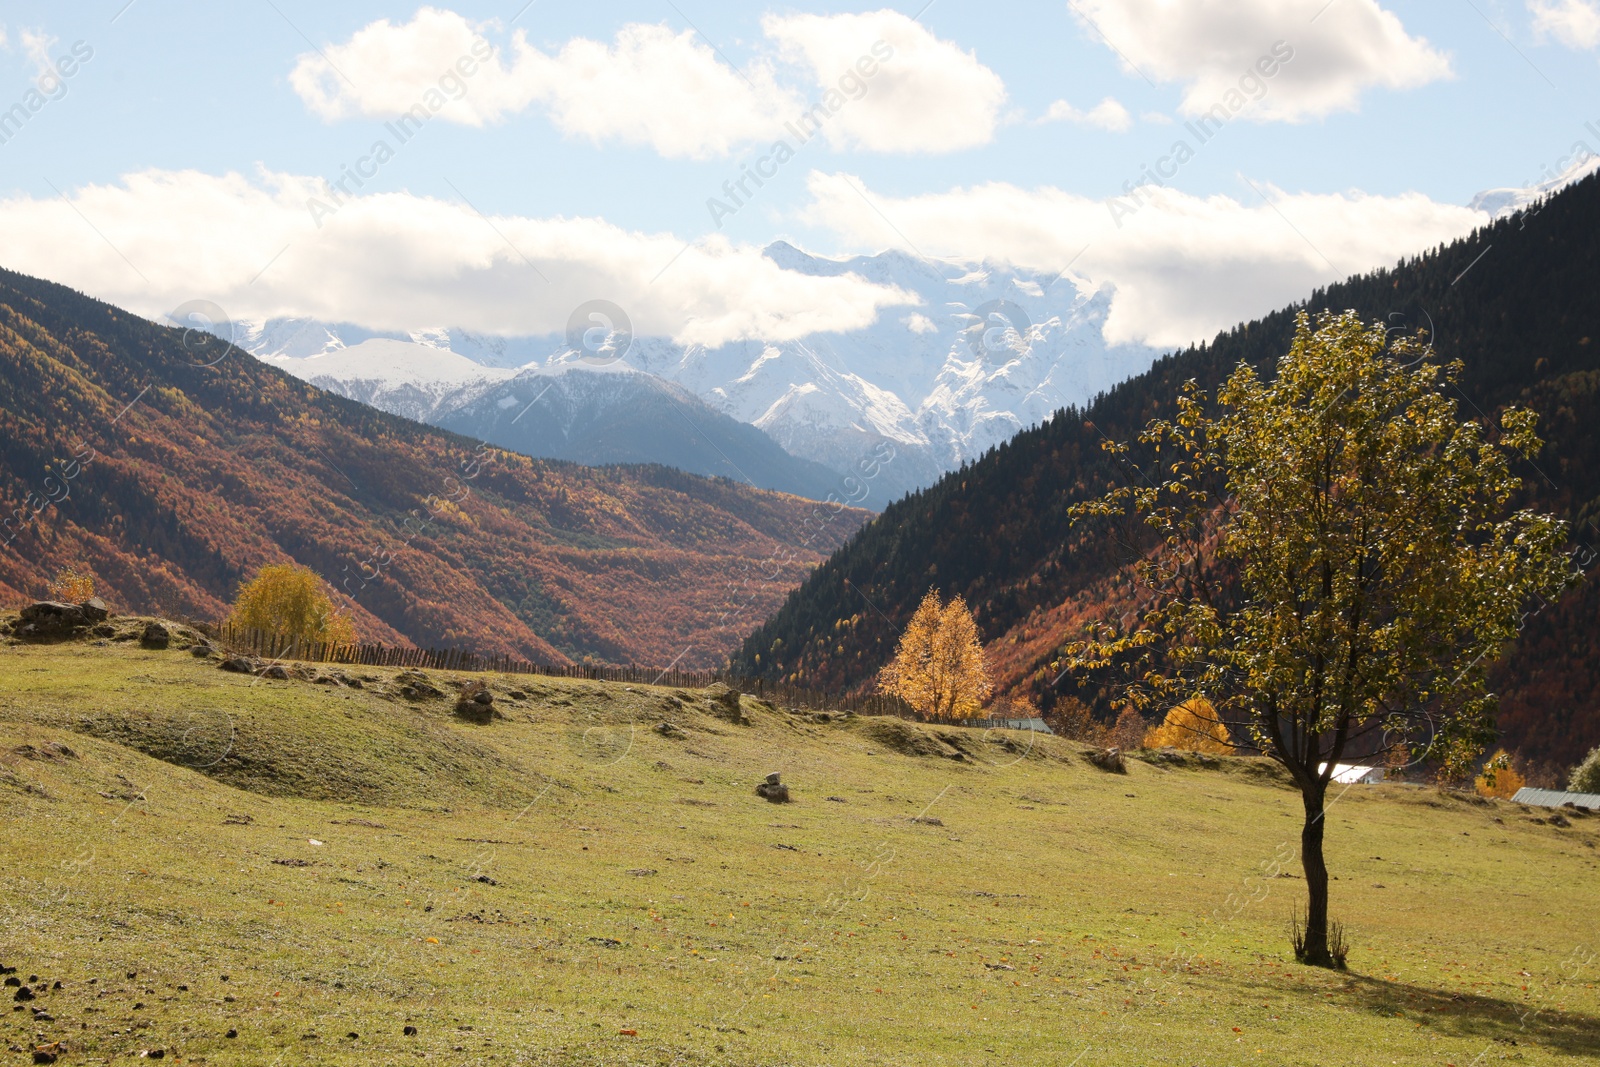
[1298,781,1335,967]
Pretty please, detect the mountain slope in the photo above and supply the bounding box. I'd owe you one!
[0,268,868,667]
[263,338,516,422]
[730,172,1600,769]
[429,360,849,502]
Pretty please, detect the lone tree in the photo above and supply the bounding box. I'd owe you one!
[228,563,356,649]
[1145,698,1233,754]
[878,590,992,720]
[1060,311,1577,967]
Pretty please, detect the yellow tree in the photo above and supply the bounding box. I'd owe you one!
[1145,698,1233,753]
[878,590,992,720]
[228,563,355,648]
[1474,750,1526,799]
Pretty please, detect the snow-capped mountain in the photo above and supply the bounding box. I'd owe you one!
[433,359,845,501]
[259,338,515,422]
[226,243,1160,505]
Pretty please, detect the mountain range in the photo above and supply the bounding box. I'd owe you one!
[0,270,868,667]
[730,171,1600,771]
[223,247,1161,506]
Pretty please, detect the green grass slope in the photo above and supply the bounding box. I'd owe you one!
[1,629,1597,1066]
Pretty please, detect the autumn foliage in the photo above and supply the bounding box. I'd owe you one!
[878,590,992,720]
[227,563,356,649]
[47,567,95,603]
[1144,698,1233,754]
[1474,749,1527,799]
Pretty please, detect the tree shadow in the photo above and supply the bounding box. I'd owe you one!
[1237,971,1600,1057]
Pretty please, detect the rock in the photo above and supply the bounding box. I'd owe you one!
[704,682,750,725]
[91,623,116,638]
[755,773,791,803]
[190,644,214,658]
[910,816,944,826]
[260,664,290,680]
[32,1050,57,1065]
[825,796,847,803]
[653,722,685,739]
[16,601,93,638]
[80,597,109,622]
[455,684,494,723]
[139,622,170,649]
[394,671,443,699]
[218,657,255,674]
[1088,747,1127,773]
[403,1025,418,1037]
[224,1030,237,1039]
[13,986,34,1002]
[2,977,17,987]
[474,875,497,885]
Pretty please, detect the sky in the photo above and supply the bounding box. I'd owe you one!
[0,0,1598,354]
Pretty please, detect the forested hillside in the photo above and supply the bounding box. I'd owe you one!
[733,173,1600,769]
[0,270,866,667]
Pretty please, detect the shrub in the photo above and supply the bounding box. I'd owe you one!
[1144,697,1233,753]
[1045,696,1106,744]
[1570,745,1600,794]
[227,563,355,649]
[48,567,95,603]
[1108,706,1147,751]
[1474,749,1526,799]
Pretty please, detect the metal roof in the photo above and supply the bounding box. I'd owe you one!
[1512,787,1600,809]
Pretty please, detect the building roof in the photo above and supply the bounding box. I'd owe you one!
[1512,787,1600,810]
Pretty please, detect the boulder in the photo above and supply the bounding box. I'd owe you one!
[15,601,92,638]
[260,664,290,680]
[1088,746,1127,773]
[653,721,686,739]
[190,643,215,658]
[140,621,170,649]
[705,682,750,725]
[80,597,109,622]
[218,657,255,674]
[755,772,790,803]
[394,670,443,700]
[455,683,494,724]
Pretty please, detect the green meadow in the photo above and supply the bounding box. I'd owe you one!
[1,627,1597,1066]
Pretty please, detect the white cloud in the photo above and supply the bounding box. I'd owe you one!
[290,7,1005,157]
[1529,0,1600,48]
[0,169,915,348]
[290,8,798,158]
[19,28,56,83]
[1071,0,1451,121]
[1041,96,1132,131]
[761,10,1007,152]
[802,171,1484,348]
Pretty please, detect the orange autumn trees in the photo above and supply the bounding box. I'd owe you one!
[878,590,992,720]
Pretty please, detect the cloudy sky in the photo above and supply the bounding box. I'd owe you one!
[1,0,1597,352]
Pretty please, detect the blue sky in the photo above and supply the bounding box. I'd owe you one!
[1,1,1597,350]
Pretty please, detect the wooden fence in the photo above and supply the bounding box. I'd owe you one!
[216,625,919,719]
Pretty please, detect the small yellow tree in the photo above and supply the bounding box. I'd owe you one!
[878,590,992,720]
[48,567,95,603]
[1145,697,1233,753]
[227,563,355,648]
[1474,749,1526,799]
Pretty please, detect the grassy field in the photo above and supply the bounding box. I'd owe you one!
[1,622,1597,1066]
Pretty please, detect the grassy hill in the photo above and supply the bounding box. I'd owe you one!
[732,173,1600,772]
[2,623,1597,1065]
[0,267,867,667]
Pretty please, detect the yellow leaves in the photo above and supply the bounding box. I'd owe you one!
[878,590,993,720]
[1144,698,1233,754]
[227,563,356,646]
